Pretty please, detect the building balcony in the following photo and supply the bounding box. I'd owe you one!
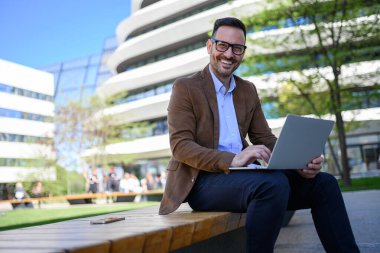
[0,142,55,160]
[83,107,380,160]
[82,134,171,161]
[108,0,260,74]
[0,92,54,117]
[0,117,54,138]
[0,60,54,96]
[99,59,380,122]
[103,92,170,125]
[248,60,380,94]
[117,0,212,43]
[97,48,208,99]
[0,166,56,183]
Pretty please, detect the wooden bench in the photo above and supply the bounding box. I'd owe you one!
[0,203,294,253]
[0,190,164,209]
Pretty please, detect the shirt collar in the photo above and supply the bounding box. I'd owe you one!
[209,65,236,95]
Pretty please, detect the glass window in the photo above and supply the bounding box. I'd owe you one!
[0,82,53,102]
[89,55,101,65]
[59,69,87,89]
[0,83,13,93]
[156,85,166,95]
[84,66,99,85]
[63,57,89,69]
[144,89,155,98]
[81,87,96,100]
[54,94,67,107]
[0,133,6,141]
[164,83,172,93]
[96,72,110,85]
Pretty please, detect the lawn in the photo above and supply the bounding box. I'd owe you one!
[339,176,380,192]
[0,202,159,231]
[1,177,379,232]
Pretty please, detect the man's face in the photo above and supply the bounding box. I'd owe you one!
[207,25,245,82]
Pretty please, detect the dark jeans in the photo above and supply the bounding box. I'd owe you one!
[187,170,360,253]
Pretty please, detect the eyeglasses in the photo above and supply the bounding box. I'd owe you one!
[210,38,247,55]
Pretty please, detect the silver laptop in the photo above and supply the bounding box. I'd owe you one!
[230,114,334,170]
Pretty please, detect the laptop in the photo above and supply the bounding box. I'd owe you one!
[230,114,334,170]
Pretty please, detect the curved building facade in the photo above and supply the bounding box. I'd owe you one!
[90,0,380,176]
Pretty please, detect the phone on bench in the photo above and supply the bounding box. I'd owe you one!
[90,217,125,224]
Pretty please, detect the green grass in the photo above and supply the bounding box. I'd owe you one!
[339,177,380,192]
[0,202,159,231]
[1,177,379,232]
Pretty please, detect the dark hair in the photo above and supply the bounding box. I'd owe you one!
[211,17,246,39]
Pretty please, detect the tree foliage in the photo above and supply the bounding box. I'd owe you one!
[22,165,86,196]
[243,0,380,186]
[54,95,121,172]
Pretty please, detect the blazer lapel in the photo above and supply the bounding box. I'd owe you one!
[201,65,219,149]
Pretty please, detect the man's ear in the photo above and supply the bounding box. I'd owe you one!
[206,39,212,55]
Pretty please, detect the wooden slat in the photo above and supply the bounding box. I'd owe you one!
[143,228,172,253]
[110,234,145,253]
[239,213,247,227]
[225,213,242,232]
[0,203,247,253]
[168,223,195,251]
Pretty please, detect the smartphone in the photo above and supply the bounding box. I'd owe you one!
[90,217,125,224]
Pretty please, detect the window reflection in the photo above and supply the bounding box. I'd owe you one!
[0,83,53,102]
[0,108,52,122]
[0,132,50,143]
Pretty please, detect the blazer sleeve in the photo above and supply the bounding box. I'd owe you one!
[167,79,235,172]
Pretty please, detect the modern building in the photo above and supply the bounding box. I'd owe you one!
[40,36,117,107]
[0,59,55,190]
[85,0,380,177]
[38,37,118,172]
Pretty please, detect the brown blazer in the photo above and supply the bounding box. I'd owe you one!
[159,65,277,215]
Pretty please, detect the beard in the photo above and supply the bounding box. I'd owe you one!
[211,55,241,79]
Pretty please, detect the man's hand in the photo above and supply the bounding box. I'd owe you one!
[231,145,271,167]
[297,156,324,179]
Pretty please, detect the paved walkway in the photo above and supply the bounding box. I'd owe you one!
[275,190,380,253]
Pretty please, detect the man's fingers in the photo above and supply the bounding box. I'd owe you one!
[312,156,324,164]
[256,145,271,162]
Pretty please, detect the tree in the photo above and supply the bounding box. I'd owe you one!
[243,0,380,186]
[54,95,121,173]
[23,165,86,196]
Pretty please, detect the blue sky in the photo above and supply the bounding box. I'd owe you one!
[0,0,131,68]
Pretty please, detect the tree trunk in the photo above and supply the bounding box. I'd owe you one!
[327,138,342,176]
[335,112,351,186]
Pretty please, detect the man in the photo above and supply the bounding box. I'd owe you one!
[159,17,359,253]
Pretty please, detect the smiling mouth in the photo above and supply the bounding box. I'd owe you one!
[220,59,233,66]
[221,60,232,65]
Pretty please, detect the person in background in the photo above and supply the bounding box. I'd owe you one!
[141,172,156,191]
[31,181,44,198]
[96,165,106,193]
[14,182,27,200]
[154,173,163,189]
[88,167,99,194]
[119,172,141,193]
[13,182,33,209]
[106,165,120,192]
